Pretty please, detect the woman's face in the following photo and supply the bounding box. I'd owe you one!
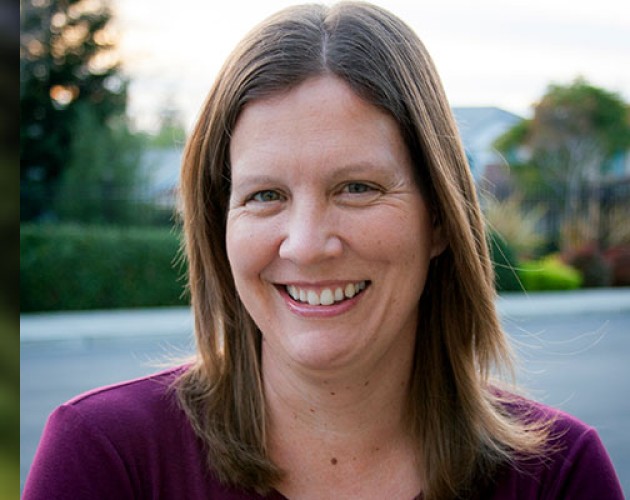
[226,76,444,374]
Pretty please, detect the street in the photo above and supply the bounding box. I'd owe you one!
[21,308,630,495]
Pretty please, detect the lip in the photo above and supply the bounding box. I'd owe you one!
[276,282,369,318]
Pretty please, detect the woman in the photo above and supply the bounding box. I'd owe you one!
[24,2,623,499]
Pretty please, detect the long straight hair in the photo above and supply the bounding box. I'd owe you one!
[178,2,548,498]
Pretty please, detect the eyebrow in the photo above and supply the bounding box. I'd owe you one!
[229,174,279,191]
[328,162,397,179]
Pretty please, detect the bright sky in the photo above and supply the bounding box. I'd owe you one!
[111,0,630,132]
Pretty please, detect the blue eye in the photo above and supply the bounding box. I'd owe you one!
[251,190,282,202]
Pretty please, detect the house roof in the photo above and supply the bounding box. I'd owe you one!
[451,106,524,179]
[452,106,523,151]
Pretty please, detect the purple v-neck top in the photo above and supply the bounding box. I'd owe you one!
[23,366,623,499]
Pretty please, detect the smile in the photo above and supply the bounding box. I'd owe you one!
[285,281,368,306]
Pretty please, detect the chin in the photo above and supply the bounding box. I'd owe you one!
[279,331,362,372]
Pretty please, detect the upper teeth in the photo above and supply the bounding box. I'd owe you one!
[286,281,367,306]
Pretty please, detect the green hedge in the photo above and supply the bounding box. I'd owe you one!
[518,256,583,291]
[488,233,585,292]
[21,224,188,312]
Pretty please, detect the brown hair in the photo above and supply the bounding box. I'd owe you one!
[178,2,548,498]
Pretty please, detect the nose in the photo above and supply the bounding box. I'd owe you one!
[278,199,343,265]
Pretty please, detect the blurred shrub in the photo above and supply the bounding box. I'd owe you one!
[604,245,630,286]
[518,256,583,291]
[21,224,187,312]
[488,231,523,292]
[604,205,630,248]
[560,215,598,255]
[565,245,613,287]
[483,193,546,260]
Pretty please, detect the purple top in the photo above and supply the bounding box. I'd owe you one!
[23,367,624,499]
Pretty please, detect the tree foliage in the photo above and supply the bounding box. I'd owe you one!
[497,79,630,191]
[20,0,130,220]
[54,104,148,224]
[495,79,630,250]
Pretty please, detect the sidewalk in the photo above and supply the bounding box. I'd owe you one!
[495,288,630,318]
[20,306,193,343]
[20,288,630,343]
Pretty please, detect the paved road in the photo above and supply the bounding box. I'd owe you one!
[21,292,630,494]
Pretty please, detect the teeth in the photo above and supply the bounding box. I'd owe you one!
[285,281,367,306]
[320,289,334,305]
[307,290,320,306]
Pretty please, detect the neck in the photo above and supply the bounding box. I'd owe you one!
[263,351,413,435]
[262,340,421,496]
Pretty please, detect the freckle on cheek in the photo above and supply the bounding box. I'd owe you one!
[331,457,338,465]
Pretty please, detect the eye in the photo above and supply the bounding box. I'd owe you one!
[249,190,283,203]
[342,182,377,194]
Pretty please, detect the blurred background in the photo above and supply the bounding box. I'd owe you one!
[18,0,630,497]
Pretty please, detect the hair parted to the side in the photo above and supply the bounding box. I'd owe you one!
[177,2,550,498]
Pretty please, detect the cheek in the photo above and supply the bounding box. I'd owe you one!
[351,209,433,264]
[226,217,277,282]
[226,219,250,279]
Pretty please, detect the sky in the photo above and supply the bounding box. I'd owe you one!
[110,0,630,132]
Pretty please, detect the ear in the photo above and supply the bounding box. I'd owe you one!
[429,220,448,259]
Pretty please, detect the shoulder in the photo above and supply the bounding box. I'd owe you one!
[24,365,210,499]
[500,393,594,442]
[25,365,285,499]
[44,364,201,469]
[38,365,191,454]
[492,395,624,499]
[62,365,187,426]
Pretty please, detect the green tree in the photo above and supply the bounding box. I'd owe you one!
[20,0,129,220]
[54,104,148,224]
[496,78,630,250]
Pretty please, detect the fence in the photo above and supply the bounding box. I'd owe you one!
[517,177,630,252]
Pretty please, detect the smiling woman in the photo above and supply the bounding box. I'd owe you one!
[23,2,624,500]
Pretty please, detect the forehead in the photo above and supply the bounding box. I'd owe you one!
[229,75,411,178]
